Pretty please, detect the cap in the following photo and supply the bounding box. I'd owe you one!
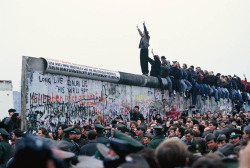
[96,143,109,158]
[8,108,16,113]
[63,126,76,134]
[136,125,145,131]
[0,128,10,136]
[115,124,127,133]
[243,126,250,134]
[52,149,75,159]
[75,129,81,134]
[161,56,166,59]
[143,133,153,139]
[77,156,103,168]
[217,143,235,156]
[120,154,150,168]
[113,130,143,148]
[206,133,216,142]
[230,129,243,139]
[153,125,163,130]
[95,124,105,130]
[84,125,91,131]
[217,134,227,142]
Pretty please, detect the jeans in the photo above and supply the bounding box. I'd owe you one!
[204,84,210,97]
[179,79,186,93]
[184,80,192,92]
[211,85,218,100]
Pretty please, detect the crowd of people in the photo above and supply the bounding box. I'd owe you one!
[137,21,250,106]
[1,105,250,168]
[0,21,249,168]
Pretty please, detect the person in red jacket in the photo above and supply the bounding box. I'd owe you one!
[242,74,250,102]
[167,105,181,120]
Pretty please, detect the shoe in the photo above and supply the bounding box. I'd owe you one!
[184,92,187,98]
[180,92,183,97]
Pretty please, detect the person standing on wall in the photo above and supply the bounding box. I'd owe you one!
[137,21,150,76]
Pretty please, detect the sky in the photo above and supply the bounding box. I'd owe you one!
[1,0,250,91]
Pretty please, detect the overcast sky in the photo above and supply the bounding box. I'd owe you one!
[1,0,250,91]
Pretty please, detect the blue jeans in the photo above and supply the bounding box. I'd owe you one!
[191,79,200,105]
[204,84,210,97]
[231,90,243,103]
[179,79,186,93]
[197,83,205,97]
[211,85,218,100]
[184,80,192,92]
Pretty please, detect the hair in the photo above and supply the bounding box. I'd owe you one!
[134,106,139,110]
[58,124,68,130]
[38,127,49,136]
[185,129,194,136]
[137,148,157,168]
[178,127,185,138]
[155,138,188,168]
[209,121,218,128]
[130,121,138,128]
[87,130,97,140]
[192,154,226,168]
[13,129,24,137]
[183,64,187,68]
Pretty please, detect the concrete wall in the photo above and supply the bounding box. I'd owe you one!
[0,81,14,120]
[22,57,236,131]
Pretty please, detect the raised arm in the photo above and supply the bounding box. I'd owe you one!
[137,24,143,37]
[143,21,149,38]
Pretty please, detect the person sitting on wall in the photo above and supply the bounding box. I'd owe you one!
[130,106,145,123]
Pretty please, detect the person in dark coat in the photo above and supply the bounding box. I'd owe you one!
[0,128,13,168]
[79,130,99,156]
[74,129,87,148]
[95,124,110,145]
[130,106,145,122]
[148,49,161,77]
[2,109,16,133]
[137,21,150,76]
[148,126,165,149]
[61,126,80,162]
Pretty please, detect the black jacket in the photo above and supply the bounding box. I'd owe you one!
[130,111,145,122]
[148,56,161,77]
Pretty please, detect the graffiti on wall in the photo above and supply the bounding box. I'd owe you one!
[26,71,234,131]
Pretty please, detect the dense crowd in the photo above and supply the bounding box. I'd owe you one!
[0,21,249,168]
[137,21,250,106]
[1,106,250,168]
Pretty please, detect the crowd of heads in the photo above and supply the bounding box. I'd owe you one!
[1,105,250,168]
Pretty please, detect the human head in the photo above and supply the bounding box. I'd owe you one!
[172,105,177,111]
[206,134,217,150]
[8,108,16,117]
[161,56,166,62]
[134,106,139,113]
[155,138,188,168]
[143,133,152,145]
[88,130,97,141]
[243,126,250,139]
[209,121,218,131]
[136,125,145,136]
[185,129,194,142]
[12,129,24,140]
[38,127,49,137]
[183,63,187,69]
[57,124,68,138]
